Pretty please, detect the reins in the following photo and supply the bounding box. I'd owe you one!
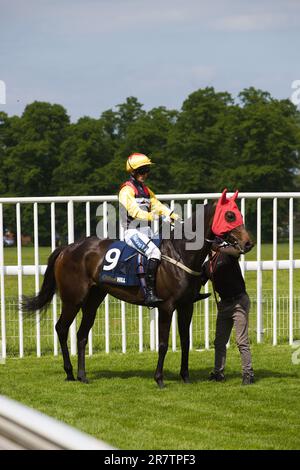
[158,216,203,276]
[160,254,201,276]
[126,214,243,279]
[208,250,220,306]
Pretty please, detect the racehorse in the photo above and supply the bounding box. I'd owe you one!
[23,191,253,388]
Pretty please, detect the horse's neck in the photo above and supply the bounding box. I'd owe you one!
[178,240,210,272]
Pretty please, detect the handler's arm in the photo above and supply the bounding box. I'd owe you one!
[217,245,241,258]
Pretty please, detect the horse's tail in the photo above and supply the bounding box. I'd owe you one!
[22,246,65,314]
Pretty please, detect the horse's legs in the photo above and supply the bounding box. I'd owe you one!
[55,302,80,381]
[154,306,174,388]
[177,302,194,383]
[77,287,106,383]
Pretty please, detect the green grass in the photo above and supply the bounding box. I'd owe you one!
[0,345,300,449]
[1,245,300,448]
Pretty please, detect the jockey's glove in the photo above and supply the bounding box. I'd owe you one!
[171,212,180,221]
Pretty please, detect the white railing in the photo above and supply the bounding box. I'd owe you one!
[0,192,299,358]
[0,395,114,449]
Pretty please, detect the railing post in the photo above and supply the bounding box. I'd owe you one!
[187,198,193,350]
[51,202,58,356]
[273,198,277,346]
[204,198,210,349]
[102,201,110,354]
[257,198,263,343]
[170,200,177,351]
[138,306,143,352]
[155,308,159,352]
[150,310,155,351]
[85,202,93,356]
[289,198,294,345]
[16,203,23,357]
[34,203,41,357]
[0,203,6,360]
[67,200,77,356]
[119,213,126,353]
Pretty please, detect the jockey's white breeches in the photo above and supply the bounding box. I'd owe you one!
[124,227,161,260]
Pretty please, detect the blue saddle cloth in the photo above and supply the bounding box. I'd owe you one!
[99,238,162,286]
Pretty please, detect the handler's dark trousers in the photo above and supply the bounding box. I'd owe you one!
[214,293,253,375]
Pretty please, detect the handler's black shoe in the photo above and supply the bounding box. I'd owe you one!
[242,373,255,385]
[209,371,226,382]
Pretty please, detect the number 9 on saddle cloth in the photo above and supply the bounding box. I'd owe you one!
[99,237,162,287]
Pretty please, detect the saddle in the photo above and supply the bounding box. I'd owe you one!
[99,239,161,287]
[99,238,211,303]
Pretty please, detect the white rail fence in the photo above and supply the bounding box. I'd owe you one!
[0,395,114,449]
[0,192,299,359]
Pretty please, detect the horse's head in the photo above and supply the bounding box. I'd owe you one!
[210,189,254,255]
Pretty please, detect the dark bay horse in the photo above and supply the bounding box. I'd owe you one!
[23,200,253,388]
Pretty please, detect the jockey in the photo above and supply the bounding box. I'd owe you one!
[119,153,179,307]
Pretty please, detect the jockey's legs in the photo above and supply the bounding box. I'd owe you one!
[124,228,161,260]
[124,228,163,307]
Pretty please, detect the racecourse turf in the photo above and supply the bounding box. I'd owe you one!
[0,344,299,450]
[0,243,300,449]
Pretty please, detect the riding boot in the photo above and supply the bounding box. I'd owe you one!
[144,258,164,307]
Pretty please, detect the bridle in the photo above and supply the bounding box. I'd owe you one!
[205,229,246,255]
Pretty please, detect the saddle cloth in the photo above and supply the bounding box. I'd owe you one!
[99,238,162,286]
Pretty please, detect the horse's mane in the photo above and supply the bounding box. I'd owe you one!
[169,201,215,242]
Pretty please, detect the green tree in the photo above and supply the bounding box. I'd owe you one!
[115,106,178,192]
[53,116,117,239]
[1,102,70,242]
[213,88,300,240]
[167,87,234,192]
[4,101,70,197]
[115,96,146,139]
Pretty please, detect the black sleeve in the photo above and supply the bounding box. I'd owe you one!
[218,246,241,258]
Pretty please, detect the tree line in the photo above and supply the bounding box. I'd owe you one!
[0,86,299,243]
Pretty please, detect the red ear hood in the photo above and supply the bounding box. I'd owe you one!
[212,189,244,236]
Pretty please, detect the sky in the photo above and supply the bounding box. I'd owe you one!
[0,0,300,121]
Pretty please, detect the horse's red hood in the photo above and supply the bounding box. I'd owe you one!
[212,189,244,237]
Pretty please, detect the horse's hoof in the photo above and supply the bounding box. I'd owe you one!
[156,380,165,389]
[65,376,76,382]
[182,377,192,384]
[78,376,89,384]
[181,374,191,384]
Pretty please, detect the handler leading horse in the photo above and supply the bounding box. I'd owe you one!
[23,189,253,388]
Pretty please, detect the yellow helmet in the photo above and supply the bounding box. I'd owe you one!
[126,153,154,173]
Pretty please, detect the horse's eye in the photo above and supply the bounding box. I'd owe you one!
[225,211,236,222]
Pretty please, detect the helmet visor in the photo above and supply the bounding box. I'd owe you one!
[136,165,151,175]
